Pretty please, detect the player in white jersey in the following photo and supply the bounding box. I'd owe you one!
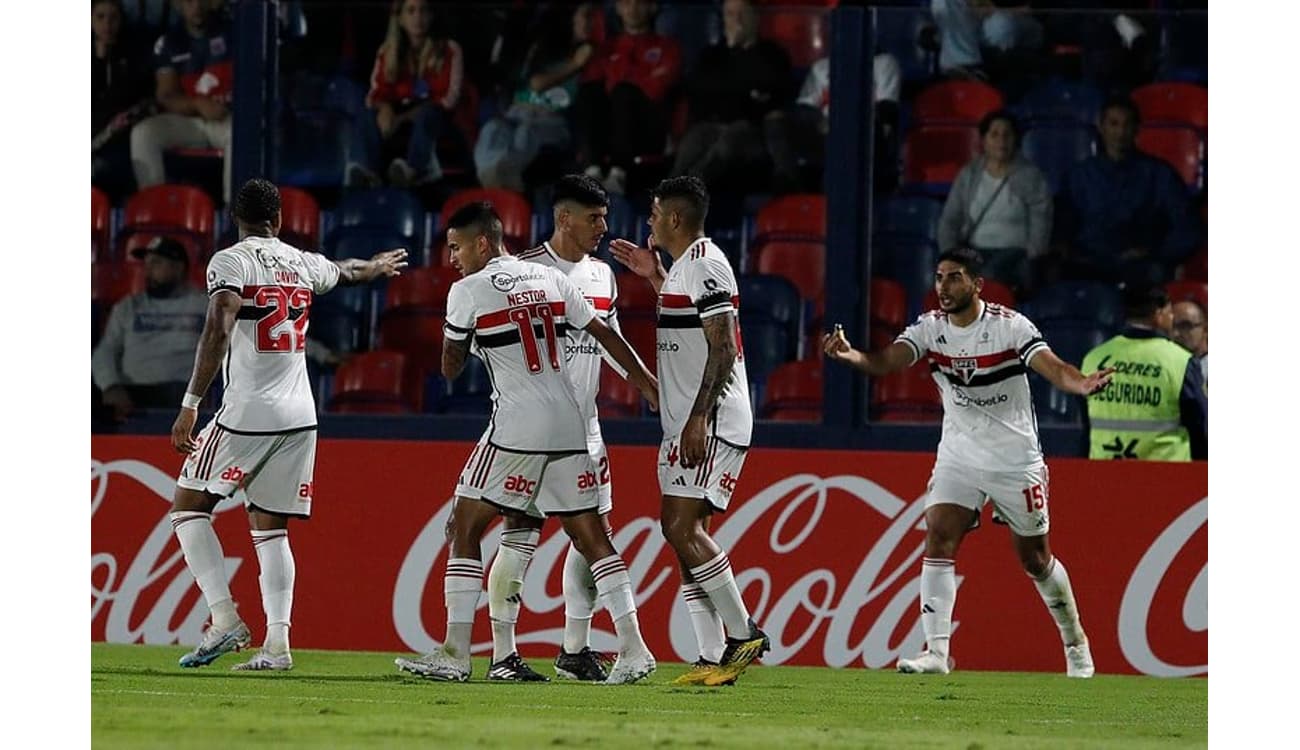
[610,176,768,687]
[393,201,661,685]
[478,175,650,682]
[167,179,408,671]
[822,248,1116,678]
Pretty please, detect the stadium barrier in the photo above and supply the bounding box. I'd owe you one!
[92,436,1206,676]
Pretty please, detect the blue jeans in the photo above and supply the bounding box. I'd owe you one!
[930,0,1044,71]
[473,104,571,191]
[351,102,454,176]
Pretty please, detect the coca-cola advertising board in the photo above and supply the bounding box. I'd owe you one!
[91,436,1207,676]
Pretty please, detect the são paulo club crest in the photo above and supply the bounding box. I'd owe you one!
[953,357,978,384]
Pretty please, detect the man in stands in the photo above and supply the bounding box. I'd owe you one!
[1170,298,1207,390]
[822,248,1113,678]
[168,179,408,671]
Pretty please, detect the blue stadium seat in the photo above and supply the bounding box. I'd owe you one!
[739,320,794,382]
[327,230,412,263]
[873,195,944,244]
[1023,281,1124,329]
[1013,79,1104,125]
[1035,321,1113,370]
[332,189,426,252]
[1030,376,1086,425]
[738,274,803,346]
[309,309,364,355]
[1021,125,1094,195]
[441,356,494,415]
[872,238,939,319]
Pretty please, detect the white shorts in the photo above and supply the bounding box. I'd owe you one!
[177,420,317,518]
[925,460,1051,537]
[455,437,600,518]
[657,434,747,512]
[536,431,612,517]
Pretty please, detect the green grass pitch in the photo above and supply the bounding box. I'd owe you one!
[91,644,1206,749]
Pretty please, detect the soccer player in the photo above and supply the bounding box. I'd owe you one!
[609,176,768,687]
[821,248,1114,677]
[169,178,409,670]
[481,174,647,682]
[394,202,660,684]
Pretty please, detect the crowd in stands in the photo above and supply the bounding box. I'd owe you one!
[92,0,1209,446]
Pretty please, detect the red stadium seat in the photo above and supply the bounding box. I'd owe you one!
[615,273,659,318]
[377,314,446,376]
[439,188,532,249]
[121,232,207,287]
[1136,125,1203,189]
[761,360,822,421]
[1164,280,1208,310]
[912,80,1004,124]
[902,126,982,186]
[870,278,909,350]
[872,365,942,422]
[119,184,216,260]
[277,186,322,251]
[1131,82,1207,132]
[755,194,826,240]
[383,266,459,314]
[598,368,643,419]
[92,260,146,308]
[758,8,828,68]
[755,240,825,304]
[922,278,1016,312]
[328,350,419,413]
[92,186,111,259]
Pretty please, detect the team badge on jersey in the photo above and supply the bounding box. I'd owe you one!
[953,357,978,384]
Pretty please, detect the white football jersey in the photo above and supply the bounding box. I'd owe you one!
[517,242,626,430]
[896,301,1050,472]
[656,237,753,447]
[443,255,597,453]
[205,235,341,432]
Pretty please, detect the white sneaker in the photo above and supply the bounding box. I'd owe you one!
[896,651,953,675]
[232,649,293,671]
[1065,641,1095,678]
[602,166,627,195]
[395,648,471,682]
[603,650,656,685]
[178,620,252,668]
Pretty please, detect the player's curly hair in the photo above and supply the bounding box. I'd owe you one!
[446,201,504,248]
[552,173,608,209]
[233,178,281,225]
[652,175,710,229]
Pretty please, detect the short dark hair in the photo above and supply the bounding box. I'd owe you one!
[233,178,280,225]
[552,173,608,209]
[652,175,710,228]
[1122,282,1170,320]
[445,201,504,248]
[937,248,984,278]
[1101,95,1141,124]
[978,108,1021,142]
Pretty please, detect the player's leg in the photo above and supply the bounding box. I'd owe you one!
[554,510,611,680]
[677,515,725,667]
[485,509,548,681]
[230,508,295,672]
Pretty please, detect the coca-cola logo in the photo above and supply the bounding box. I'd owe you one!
[91,458,246,645]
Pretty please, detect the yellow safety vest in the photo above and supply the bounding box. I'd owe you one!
[1082,333,1193,461]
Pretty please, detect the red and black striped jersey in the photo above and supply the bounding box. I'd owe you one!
[896,301,1050,471]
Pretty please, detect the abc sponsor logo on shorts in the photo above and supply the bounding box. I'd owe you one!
[718,472,738,495]
[219,466,245,483]
[952,390,1008,408]
[657,341,680,353]
[503,474,538,496]
[577,470,599,491]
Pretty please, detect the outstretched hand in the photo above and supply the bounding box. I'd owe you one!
[1077,367,1117,396]
[609,238,665,281]
[371,248,410,277]
[821,327,855,363]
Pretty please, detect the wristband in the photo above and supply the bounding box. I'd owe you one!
[182,393,203,410]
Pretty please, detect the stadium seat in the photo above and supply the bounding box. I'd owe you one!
[92,259,146,309]
[753,194,826,245]
[1030,375,1085,424]
[598,367,644,419]
[441,356,494,414]
[1021,124,1094,195]
[872,238,939,319]
[309,307,364,355]
[1131,82,1207,132]
[758,7,827,68]
[440,188,533,250]
[1013,78,1104,125]
[1036,321,1111,370]
[760,359,822,422]
[277,186,322,251]
[1024,281,1124,329]
[901,126,981,190]
[869,278,909,350]
[871,365,942,423]
[328,350,418,413]
[329,230,411,263]
[754,241,825,305]
[741,319,795,381]
[92,186,111,259]
[738,274,803,342]
[377,313,445,376]
[119,184,216,259]
[912,80,1004,125]
[1136,125,1203,190]
[615,273,660,319]
[1165,280,1208,309]
[382,266,459,314]
[873,195,944,244]
[332,188,426,252]
[922,278,1016,312]
[121,232,206,287]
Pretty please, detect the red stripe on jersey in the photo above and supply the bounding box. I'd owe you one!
[587,296,612,311]
[658,294,740,310]
[927,348,1019,368]
[476,301,566,328]
[240,284,306,298]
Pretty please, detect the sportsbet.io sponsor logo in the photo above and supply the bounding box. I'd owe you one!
[952,389,1008,408]
[491,271,546,293]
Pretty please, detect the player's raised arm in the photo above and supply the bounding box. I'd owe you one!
[584,318,659,411]
[171,290,240,453]
[609,238,667,292]
[1028,348,1115,397]
[332,247,409,285]
[821,326,916,376]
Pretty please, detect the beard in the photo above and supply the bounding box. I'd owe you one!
[941,291,976,315]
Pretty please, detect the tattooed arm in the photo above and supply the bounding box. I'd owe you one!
[680,311,739,469]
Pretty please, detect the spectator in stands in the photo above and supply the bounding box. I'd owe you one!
[1055,97,1199,286]
[1170,299,1207,389]
[130,0,234,201]
[668,0,791,193]
[929,0,1044,81]
[473,3,597,192]
[93,0,155,201]
[764,53,901,194]
[92,238,207,423]
[573,0,682,195]
[937,110,1051,291]
[347,0,465,188]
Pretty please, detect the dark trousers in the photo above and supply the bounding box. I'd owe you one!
[574,81,668,170]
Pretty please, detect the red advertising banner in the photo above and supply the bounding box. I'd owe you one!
[91,436,1207,676]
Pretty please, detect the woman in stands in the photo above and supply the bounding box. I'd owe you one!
[936,110,1051,293]
[348,0,465,188]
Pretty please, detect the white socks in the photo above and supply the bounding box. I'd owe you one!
[591,554,648,657]
[171,511,238,630]
[1031,556,1087,646]
[920,557,956,658]
[444,558,483,658]
[681,582,725,662]
[251,529,294,656]
[562,542,598,654]
[688,553,751,640]
[487,529,539,661]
